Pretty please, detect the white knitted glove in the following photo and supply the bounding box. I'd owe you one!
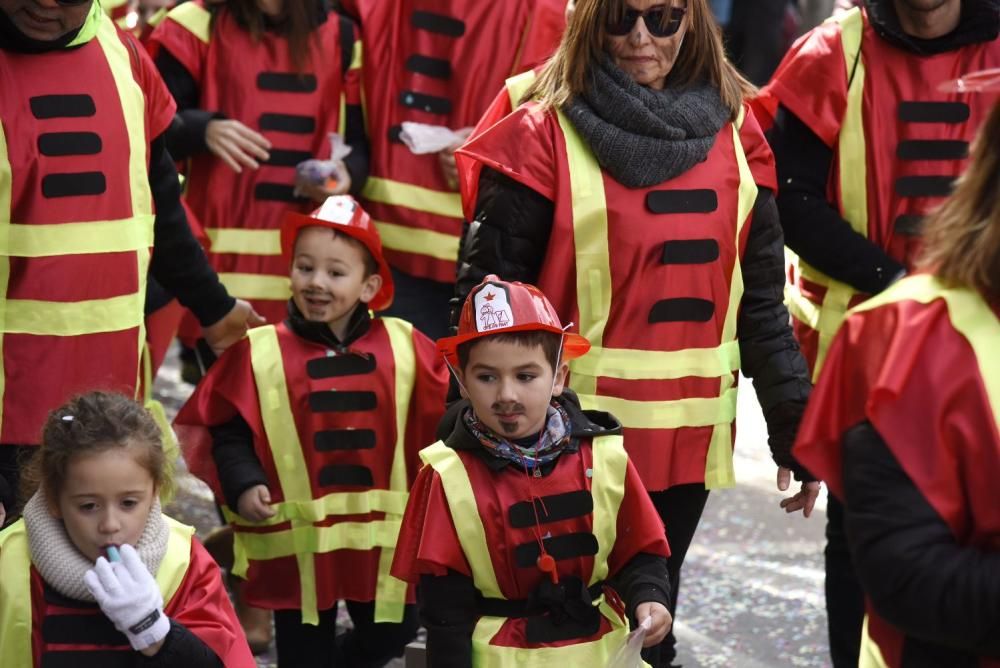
[84,544,170,651]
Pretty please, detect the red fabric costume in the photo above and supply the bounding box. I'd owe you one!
[175,319,448,610]
[456,104,777,490]
[148,2,361,323]
[753,8,1000,373]
[794,283,1000,668]
[347,0,565,283]
[0,21,175,445]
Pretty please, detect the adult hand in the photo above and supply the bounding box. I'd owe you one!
[437,127,473,191]
[293,161,351,203]
[636,601,672,647]
[205,119,271,173]
[84,544,170,654]
[237,484,277,522]
[202,300,265,356]
[777,467,821,518]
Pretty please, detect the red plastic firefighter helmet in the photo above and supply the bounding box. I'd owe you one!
[437,274,591,366]
[281,196,394,311]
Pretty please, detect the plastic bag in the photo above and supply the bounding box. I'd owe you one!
[605,616,651,668]
[295,132,353,192]
[398,121,473,154]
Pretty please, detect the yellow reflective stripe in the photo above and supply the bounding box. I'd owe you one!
[67,0,102,46]
[505,70,538,108]
[166,1,211,43]
[4,217,154,257]
[373,220,459,262]
[570,341,740,380]
[859,616,890,668]
[0,123,10,437]
[350,40,362,70]
[420,441,504,599]
[225,488,409,526]
[233,519,403,560]
[205,228,282,256]
[578,388,738,430]
[589,435,627,584]
[785,283,822,329]
[0,520,31,667]
[219,272,291,301]
[3,293,144,336]
[361,176,463,219]
[157,517,195,604]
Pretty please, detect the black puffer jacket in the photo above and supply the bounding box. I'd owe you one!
[453,166,814,481]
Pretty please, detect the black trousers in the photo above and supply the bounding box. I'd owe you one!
[641,484,712,668]
[381,268,453,342]
[274,601,419,668]
[825,495,865,667]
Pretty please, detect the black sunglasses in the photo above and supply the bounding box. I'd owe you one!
[607,5,686,38]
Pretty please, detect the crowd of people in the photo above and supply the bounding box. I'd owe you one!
[0,0,997,667]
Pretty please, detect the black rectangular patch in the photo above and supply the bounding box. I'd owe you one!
[315,429,376,451]
[318,464,374,487]
[411,11,465,37]
[646,190,718,214]
[896,140,969,161]
[42,172,106,198]
[30,94,96,119]
[267,149,313,167]
[43,613,125,646]
[525,608,601,644]
[259,113,316,134]
[388,125,404,143]
[515,533,599,568]
[898,101,970,124]
[661,239,720,265]
[894,215,924,237]
[306,354,376,379]
[399,90,452,115]
[254,182,300,202]
[405,54,452,79]
[42,650,133,668]
[38,132,102,157]
[509,491,593,529]
[257,72,318,93]
[895,175,954,198]
[648,298,715,323]
[309,390,377,412]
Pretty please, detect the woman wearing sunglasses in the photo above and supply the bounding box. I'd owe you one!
[453,1,817,665]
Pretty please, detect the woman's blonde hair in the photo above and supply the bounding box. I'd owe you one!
[525,0,755,118]
[919,103,1000,300]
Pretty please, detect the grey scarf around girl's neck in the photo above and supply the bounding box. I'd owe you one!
[563,55,730,188]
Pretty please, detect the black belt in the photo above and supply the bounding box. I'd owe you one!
[477,580,605,618]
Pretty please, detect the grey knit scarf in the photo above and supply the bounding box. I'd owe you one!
[563,55,730,188]
[22,490,169,602]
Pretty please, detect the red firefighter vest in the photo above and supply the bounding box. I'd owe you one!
[457,75,770,491]
[149,2,360,323]
[0,4,175,444]
[793,274,1000,668]
[758,8,1000,378]
[353,0,564,284]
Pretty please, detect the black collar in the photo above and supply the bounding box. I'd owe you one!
[865,0,999,55]
[285,299,371,350]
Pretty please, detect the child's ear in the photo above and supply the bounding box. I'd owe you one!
[360,273,383,304]
[455,369,469,399]
[551,361,570,396]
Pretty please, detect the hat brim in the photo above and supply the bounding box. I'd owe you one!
[437,324,591,366]
[281,211,395,311]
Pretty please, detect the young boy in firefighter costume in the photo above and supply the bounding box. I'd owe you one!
[392,274,673,667]
[0,392,255,667]
[793,91,1000,668]
[174,196,449,667]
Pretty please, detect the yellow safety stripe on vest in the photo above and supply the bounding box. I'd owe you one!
[240,320,416,624]
[578,388,739,430]
[67,0,103,47]
[0,516,194,667]
[587,434,628,584]
[0,124,11,436]
[505,70,537,107]
[3,292,145,336]
[4,217,155,257]
[349,40,363,71]
[218,273,291,301]
[205,228,282,256]
[142,343,179,505]
[789,7,866,380]
[372,220,460,262]
[859,615,890,668]
[570,341,741,380]
[167,1,211,44]
[849,274,1000,435]
[361,177,463,219]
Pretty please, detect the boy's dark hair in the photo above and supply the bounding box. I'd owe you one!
[296,228,379,277]
[457,330,563,371]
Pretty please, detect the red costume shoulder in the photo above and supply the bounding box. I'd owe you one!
[400,323,450,484]
[147,0,210,86]
[117,26,177,141]
[164,538,256,666]
[738,103,778,192]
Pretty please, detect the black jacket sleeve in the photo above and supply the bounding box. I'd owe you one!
[607,552,671,619]
[209,414,268,511]
[419,571,478,668]
[138,620,223,667]
[770,106,904,295]
[451,167,555,329]
[738,188,814,481]
[154,49,220,161]
[148,133,235,326]
[342,100,369,197]
[843,420,1000,658]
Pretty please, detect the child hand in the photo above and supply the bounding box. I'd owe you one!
[238,484,277,522]
[83,544,170,652]
[635,601,672,647]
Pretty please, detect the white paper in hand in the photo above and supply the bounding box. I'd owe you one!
[605,616,651,668]
[399,122,472,154]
